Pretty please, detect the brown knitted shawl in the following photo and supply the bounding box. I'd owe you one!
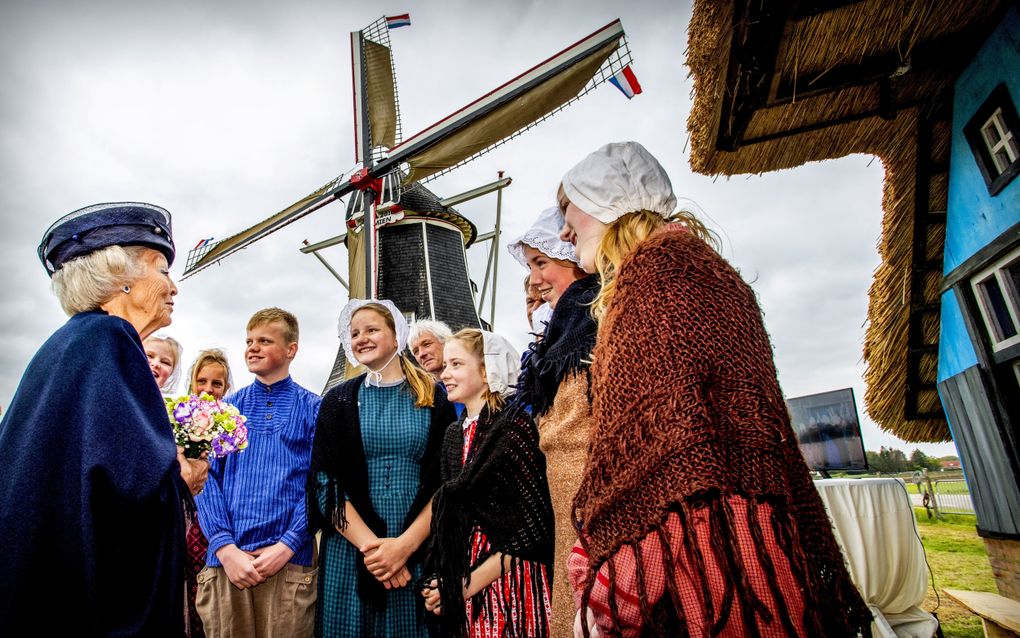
[573,225,872,636]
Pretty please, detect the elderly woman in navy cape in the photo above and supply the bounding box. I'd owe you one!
[0,203,187,636]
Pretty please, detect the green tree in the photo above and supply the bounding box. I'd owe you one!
[866,446,911,473]
[910,449,941,472]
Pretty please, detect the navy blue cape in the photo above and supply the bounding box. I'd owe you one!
[0,311,184,636]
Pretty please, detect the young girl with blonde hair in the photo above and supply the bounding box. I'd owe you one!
[309,299,456,637]
[179,348,234,637]
[187,348,233,400]
[422,329,553,637]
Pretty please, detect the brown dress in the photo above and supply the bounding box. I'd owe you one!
[536,373,595,638]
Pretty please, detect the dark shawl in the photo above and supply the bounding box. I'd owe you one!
[307,373,456,607]
[573,227,872,637]
[0,310,185,636]
[424,404,554,637]
[515,274,599,416]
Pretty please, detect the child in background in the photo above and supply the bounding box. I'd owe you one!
[196,308,319,638]
[188,349,233,400]
[422,329,553,637]
[179,348,234,638]
[145,334,183,395]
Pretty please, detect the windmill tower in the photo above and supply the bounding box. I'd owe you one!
[182,15,636,390]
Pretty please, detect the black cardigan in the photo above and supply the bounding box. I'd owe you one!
[307,373,456,607]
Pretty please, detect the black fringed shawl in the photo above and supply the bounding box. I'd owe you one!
[425,404,555,637]
[307,374,456,608]
[515,274,599,416]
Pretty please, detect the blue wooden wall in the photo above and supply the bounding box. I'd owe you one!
[938,6,1020,382]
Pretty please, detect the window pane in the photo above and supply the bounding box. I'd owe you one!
[983,109,1005,146]
[993,148,1011,173]
[1006,135,1020,164]
[1005,259,1020,310]
[978,277,1018,341]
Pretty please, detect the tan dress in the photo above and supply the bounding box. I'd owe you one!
[536,373,595,638]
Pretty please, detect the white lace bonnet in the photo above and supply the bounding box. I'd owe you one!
[507,206,579,267]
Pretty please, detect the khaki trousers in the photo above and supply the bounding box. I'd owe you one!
[196,562,318,638]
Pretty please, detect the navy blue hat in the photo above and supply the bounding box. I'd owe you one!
[38,202,175,277]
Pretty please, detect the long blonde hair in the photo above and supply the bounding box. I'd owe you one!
[355,304,435,408]
[450,328,506,414]
[558,185,715,322]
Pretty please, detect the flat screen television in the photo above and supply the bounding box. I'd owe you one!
[786,388,868,472]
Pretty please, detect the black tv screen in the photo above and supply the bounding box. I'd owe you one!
[786,388,868,472]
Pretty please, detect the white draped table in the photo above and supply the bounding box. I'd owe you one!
[815,478,939,638]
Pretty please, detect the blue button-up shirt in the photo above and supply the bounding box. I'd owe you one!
[196,376,320,566]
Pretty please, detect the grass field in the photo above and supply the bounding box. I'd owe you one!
[913,509,997,638]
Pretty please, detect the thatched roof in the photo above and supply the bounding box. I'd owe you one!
[685,0,1008,442]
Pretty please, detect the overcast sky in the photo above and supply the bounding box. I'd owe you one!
[0,0,957,457]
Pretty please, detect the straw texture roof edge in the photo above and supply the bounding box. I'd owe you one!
[685,0,953,442]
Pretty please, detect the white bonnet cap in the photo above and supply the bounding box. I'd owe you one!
[481,331,521,397]
[507,207,579,267]
[561,141,677,224]
[337,298,409,364]
[530,302,553,335]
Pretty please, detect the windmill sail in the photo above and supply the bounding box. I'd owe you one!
[399,20,628,183]
[182,174,348,278]
[365,40,398,150]
[181,18,633,280]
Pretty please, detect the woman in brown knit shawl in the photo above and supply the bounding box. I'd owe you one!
[557,142,873,638]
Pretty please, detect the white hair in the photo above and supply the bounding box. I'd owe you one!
[144,334,184,394]
[408,319,453,349]
[50,245,147,316]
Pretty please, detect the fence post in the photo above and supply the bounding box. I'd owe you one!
[923,468,943,520]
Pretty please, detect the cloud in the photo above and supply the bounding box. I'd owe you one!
[0,0,956,457]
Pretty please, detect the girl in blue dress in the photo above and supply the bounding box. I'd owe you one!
[309,299,456,637]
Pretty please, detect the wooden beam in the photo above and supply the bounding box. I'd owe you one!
[717,0,796,152]
[738,99,925,146]
[771,26,993,105]
[792,0,865,20]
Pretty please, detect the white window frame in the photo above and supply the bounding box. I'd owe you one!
[982,107,1020,175]
[971,244,1020,352]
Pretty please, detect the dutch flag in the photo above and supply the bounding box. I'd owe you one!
[193,237,213,250]
[386,14,411,29]
[609,65,642,99]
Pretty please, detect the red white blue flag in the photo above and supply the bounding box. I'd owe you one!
[609,65,642,99]
[193,237,213,250]
[386,14,411,29]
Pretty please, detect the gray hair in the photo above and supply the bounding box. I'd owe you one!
[408,319,453,349]
[144,334,184,394]
[50,245,147,316]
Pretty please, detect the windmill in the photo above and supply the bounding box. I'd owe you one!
[181,14,636,389]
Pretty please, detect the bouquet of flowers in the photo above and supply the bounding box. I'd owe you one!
[165,393,249,459]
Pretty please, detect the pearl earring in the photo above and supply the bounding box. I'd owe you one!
[122,286,131,294]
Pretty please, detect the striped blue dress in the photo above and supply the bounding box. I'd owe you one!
[315,379,431,638]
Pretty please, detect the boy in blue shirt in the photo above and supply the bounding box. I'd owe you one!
[196,308,320,637]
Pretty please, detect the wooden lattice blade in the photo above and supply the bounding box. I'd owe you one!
[181,175,350,279]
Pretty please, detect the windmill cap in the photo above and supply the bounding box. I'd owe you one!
[38,202,175,277]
